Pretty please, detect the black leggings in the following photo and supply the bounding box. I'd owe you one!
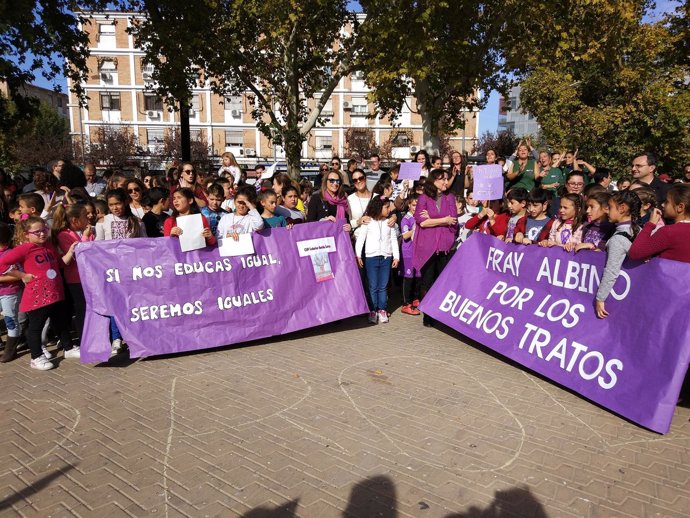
[402,275,421,305]
[27,302,73,359]
[421,253,451,297]
[67,283,86,340]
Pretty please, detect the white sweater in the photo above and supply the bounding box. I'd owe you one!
[355,219,400,260]
[216,209,264,240]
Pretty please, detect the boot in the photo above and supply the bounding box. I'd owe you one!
[0,336,19,363]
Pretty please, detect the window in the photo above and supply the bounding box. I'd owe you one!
[100,92,120,111]
[147,128,164,145]
[143,94,163,112]
[190,96,201,114]
[316,134,333,150]
[190,129,202,141]
[316,95,333,116]
[351,97,368,115]
[225,130,243,147]
[391,131,411,147]
[98,24,116,47]
[99,60,117,84]
[224,96,242,112]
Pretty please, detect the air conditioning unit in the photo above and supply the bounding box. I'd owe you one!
[245,147,256,157]
[142,72,153,81]
[146,110,159,118]
[100,73,113,82]
[410,145,419,153]
[188,108,196,116]
[342,101,352,109]
[231,109,241,117]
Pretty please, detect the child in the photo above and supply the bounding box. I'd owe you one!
[466,199,509,239]
[595,191,642,318]
[0,222,24,363]
[355,196,399,324]
[215,176,236,212]
[96,188,146,355]
[629,184,690,264]
[453,194,474,248]
[299,179,313,208]
[629,184,661,226]
[275,185,305,225]
[400,195,421,315]
[164,188,216,246]
[216,186,264,242]
[52,203,95,357]
[218,151,241,184]
[200,184,226,236]
[514,189,553,245]
[0,217,75,370]
[504,188,529,242]
[539,193,584,251]
[141,188,170,238]
[94,199,108,224]
[258,189,287,228]
[84,200,98,227]
[577,191,614,251]
[465,190,481,214]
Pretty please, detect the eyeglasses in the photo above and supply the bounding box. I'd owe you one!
[353,176,365,183]
[567,182,584,187]
[27,229,47,236]
[331,162,339,166]
[128,188,141,193]
[327,178,341,184]
[183,169,195,174]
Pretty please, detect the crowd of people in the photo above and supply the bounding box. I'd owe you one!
[0,145,689,372]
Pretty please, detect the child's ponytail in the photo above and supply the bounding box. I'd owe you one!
[611,190,643,239]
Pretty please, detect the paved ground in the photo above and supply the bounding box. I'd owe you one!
[1,303,689,518]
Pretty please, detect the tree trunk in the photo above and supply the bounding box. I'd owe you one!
[415,78,440,155]
[180,103,191,162]
[284,131,303,181]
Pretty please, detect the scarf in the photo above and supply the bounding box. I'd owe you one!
[323,190,349,220]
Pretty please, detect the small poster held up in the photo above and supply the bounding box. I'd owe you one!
[398,162,423,182]
[473,164,504,201]
[176,214,206,252]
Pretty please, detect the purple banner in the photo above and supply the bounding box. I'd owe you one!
[419,233,690,434]
[77,222,368,363]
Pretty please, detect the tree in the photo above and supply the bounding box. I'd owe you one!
[474,129,520,159]
[502,0,690,175]
[85,125,137,168]
[13,102,72,167]
[155,129,212,171]
[344,128,378,161]
[357,1,510,154]
[130,0,364,179]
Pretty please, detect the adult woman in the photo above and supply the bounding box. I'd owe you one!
[126,178,147,219]
[548,170,587,218]
[175,162,207,208]
[413,169,458,326]
[348,168,372,240]
[106,172,127,192]
[414,150,432,178]
[306,170,351,232]
[449,150,468,196]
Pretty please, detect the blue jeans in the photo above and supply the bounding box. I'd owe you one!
[364,256,393,311]
[110,316,122,341]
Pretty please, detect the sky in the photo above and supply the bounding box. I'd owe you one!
[25,0,681,137]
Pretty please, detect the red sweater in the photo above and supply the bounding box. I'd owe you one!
[56,229,94,284]
[628,221,690,264]
[163,214,217,246]
[0,242,65,312]
[466,212,510,237]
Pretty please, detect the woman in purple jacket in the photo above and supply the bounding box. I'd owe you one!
[413,168,458,326]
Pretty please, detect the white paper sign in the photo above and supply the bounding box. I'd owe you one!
[261,163,277,180]
[176,214,206,252]
[219,233,255,257]
[296,237,337,257]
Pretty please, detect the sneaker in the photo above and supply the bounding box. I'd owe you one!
[412,299,421,308]
[401,304,421,316]
[30,356,54,371]
[64,346,80,359]
[41,345,53,359]
[111,338,123,356]
[378,310,389,323]
[367,311,378,324]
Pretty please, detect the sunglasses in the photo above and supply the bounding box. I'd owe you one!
[353,176,365,182]
[128,188,141,193]
[327,178,341,184]
[331,162,339,166]
[183,170,195,174]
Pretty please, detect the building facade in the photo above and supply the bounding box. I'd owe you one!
[1,81,69,119]
[68,12,479,166]
[497,85,540,138]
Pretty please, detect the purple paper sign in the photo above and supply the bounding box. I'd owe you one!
[398,161,423,181]
[472,164,504,201]
[419,233,690,434]
[77,222,369,363]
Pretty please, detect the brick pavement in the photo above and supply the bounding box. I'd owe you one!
[0,309,689,517]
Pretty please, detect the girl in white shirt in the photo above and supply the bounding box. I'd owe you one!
[355,196,399,324]
[216,187,264,244]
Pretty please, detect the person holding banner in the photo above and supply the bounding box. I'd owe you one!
[306,171,352,233]
[413,169,458,327]
[540,193,584,250]
[164,188,217,246]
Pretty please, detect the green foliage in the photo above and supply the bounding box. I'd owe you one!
[505,0,690,176]
[358,0,510,152]
[474,129,520,159]
[13,101,72,167]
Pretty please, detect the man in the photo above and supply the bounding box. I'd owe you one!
[593,168,613,191]
[84,162,106,197]
[365,153,385,191]
[631,152,669,204]
[538,151,565,194]
[23,159,65,193]
[682,164,690,184]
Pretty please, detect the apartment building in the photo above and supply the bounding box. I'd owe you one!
[68,12,479,165]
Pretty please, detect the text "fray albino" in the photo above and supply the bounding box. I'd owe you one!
[486,247,524,277]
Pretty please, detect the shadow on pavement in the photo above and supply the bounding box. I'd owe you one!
[0,463,77,513]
